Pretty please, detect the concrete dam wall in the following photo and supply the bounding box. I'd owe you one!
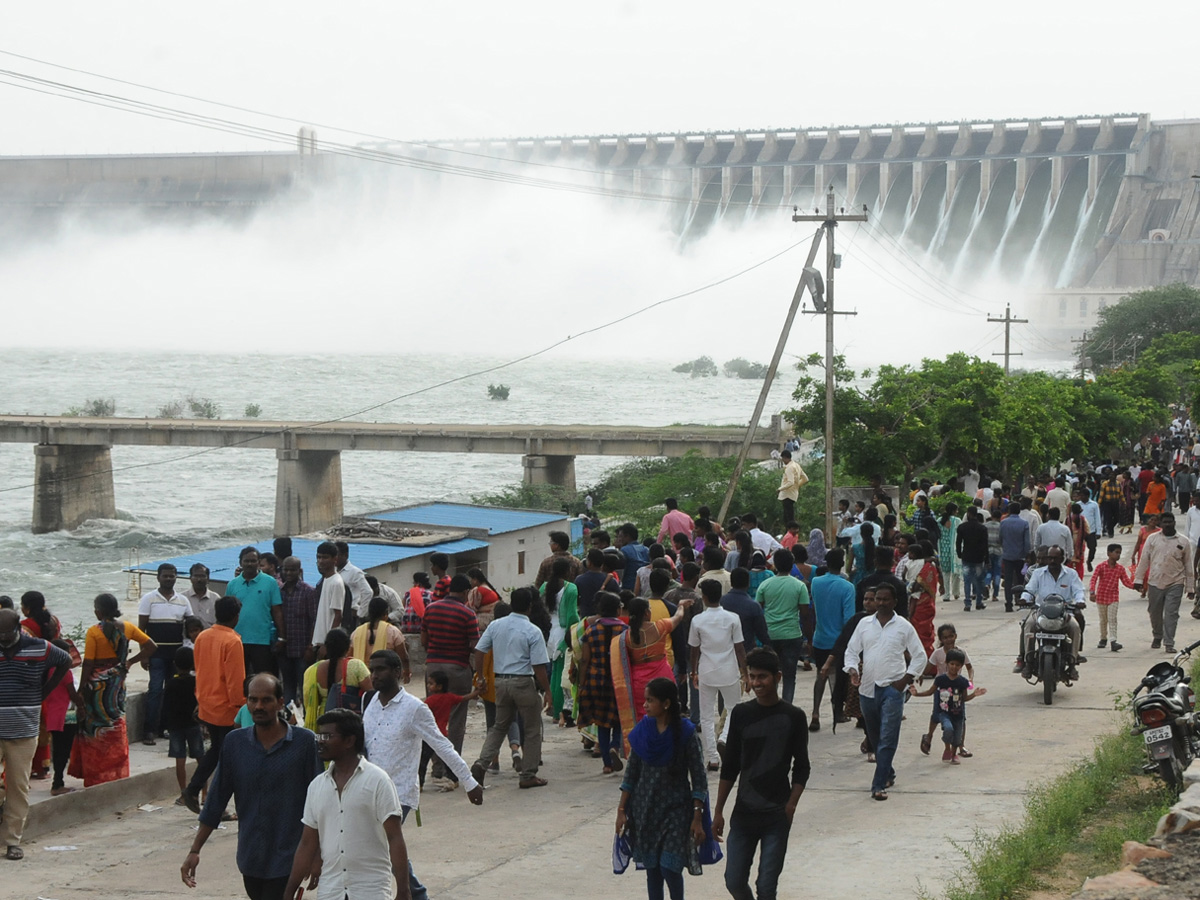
[1,114,1197,299]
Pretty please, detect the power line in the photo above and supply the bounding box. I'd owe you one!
[0,231,817,498]
[0,47,708,191]
[0,67,716,207]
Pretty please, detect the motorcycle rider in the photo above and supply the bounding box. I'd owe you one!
[1013,546,1085,680]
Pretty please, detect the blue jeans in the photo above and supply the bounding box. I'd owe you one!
[400,807,429,900]
[144,656,169,739]
[859,684,904,794]
[278,654,308,710]
[986,552,1003,596]
[772,638,804,704]
[962,563,987,608]
[724,814,792,900]
[937,712,965,749]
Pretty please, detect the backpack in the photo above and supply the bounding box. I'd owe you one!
[324,658,363,714]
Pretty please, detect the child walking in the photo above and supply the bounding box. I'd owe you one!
[911,648,986,764]
[47,639,81,795]
[919,624,975,757]
[421,670,479,792]
[163,647,205,800]
[1089,542,1134,652]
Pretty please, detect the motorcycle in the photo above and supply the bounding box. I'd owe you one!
[1132,638,1200,791]
[1021,594,1083,705]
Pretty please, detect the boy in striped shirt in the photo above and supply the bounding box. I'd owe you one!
[1089,543,1134,652]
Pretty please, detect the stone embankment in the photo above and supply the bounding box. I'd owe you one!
[1071,763,1200,897]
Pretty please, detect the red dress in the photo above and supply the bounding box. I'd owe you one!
[910,561,938,656]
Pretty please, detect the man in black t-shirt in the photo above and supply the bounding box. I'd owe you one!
[713,647,810,900]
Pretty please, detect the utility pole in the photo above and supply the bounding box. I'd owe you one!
[716,228,827,525]
[1071,331,1090,378]
[987,304,1028,375]
[793,187,868,542]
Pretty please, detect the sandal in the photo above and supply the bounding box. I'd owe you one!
[602,766,614,775]
[859,738,870,755]
[808,717,820,733]
[867,753,876,763]
[958,748,973,758]
[871,791,888,801]
[518,776,548,789]
[920,734,932,756]
[6,846,23,860]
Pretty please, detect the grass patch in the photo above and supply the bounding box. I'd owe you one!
[937,657,1200,900]
[939,728,1174,900]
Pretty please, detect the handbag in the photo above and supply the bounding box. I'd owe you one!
[696,797,723,866]
[611,832,634,875]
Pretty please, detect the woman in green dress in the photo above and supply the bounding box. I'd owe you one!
[541,557,580,726]
[937,502,963,602]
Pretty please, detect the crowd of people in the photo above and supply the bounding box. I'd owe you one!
[3,419,1200,898]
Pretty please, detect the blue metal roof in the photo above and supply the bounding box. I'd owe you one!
[129,537,489,582]
[371,503,567,536]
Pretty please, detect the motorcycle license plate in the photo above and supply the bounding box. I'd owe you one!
[1143,726,1173,744]
[1035,633,1066,640]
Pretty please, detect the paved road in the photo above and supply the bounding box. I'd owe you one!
[13,535,1194,900]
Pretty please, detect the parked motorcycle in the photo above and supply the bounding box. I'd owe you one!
[1021,594,1083,705]
[1132,638,1200,791]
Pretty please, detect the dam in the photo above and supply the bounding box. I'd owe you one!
[2,113,1197,348]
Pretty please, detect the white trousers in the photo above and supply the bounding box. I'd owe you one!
[698,681,741,764]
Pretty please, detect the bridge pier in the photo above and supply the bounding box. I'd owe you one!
[33,444,116,533]
[522,454,576,492]
[274,449,344,537]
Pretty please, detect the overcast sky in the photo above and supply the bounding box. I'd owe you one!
[3,1,1190,153]
[0,2,1187,362]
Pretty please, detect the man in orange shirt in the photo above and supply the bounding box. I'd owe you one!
[181,596,245,813]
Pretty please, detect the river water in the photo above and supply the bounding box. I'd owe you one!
[0,349,795,629]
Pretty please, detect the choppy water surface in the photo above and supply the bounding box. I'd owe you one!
[0,349,794,627]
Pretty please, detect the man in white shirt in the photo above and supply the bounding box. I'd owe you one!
[1018,497,1042,547]
[335,541,374,628]
[311,541,344,653]
[843,582,927,801]
[776,450,809,525]
[285,708,409,900]
[689,580,747,768]
[137,563,192,745]
[1034,508,1074,560]
[1184,493,1200,545]
[181,563,220,629]
[363,650,481,900]
[1045,482,1072,521]
[741,513,782,556]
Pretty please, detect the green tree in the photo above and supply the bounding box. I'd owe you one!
[1081,284,1200,370]
[1138,331,1200,407]
[787,352,1004,485]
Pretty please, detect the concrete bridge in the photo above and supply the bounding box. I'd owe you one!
[0,415,782,535]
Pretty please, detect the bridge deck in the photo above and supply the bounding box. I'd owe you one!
[0,415,778,459]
